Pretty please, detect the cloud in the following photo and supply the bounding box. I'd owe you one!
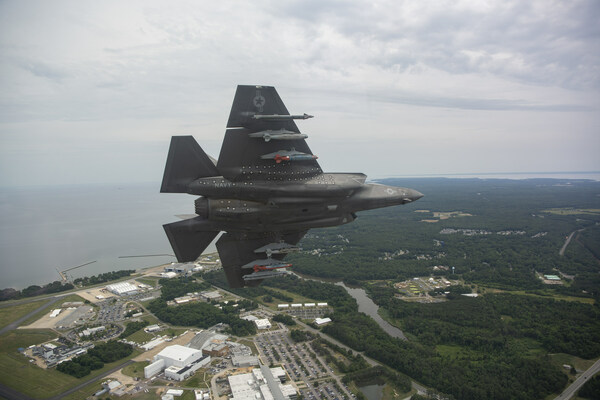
[0,0,598,186]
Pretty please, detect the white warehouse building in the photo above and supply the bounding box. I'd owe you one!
[105,282,138,296]
[144,345,211,381]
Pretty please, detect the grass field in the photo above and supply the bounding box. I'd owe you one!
[0,329,142,398]
[0,329,79,398]
[126,329,155,344]
[141,314,160,325]
[122,361,150,379]
[135,277,159,288]
[549,353,599,372]
[0,299,48,328]
[181,367,212,389]
[506,290,595,305]
[542,208,600,216]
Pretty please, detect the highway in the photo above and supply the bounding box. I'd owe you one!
[554,358,600,399]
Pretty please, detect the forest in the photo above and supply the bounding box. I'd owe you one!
[147,277,257,336]
[286,178,600,297]
[57,340,133,378]
[0,280,74,301]
[201,178,600,399]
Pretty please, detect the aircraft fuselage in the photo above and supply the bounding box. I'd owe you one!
[186,172,422,232]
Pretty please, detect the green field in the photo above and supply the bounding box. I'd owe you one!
[122,361,149,379]
[135,277,159,288]
[549,353,599,372]
[181,367,212,388]
[0,300,48,328]
[0,329,141,398]
[126,329,155,344]
[543,208,600,215]
[0,329,79,398]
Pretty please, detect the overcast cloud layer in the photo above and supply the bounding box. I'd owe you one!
[1,0,598,186]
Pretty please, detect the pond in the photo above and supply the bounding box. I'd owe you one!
[336,282,407,340]
[358,383,386,400]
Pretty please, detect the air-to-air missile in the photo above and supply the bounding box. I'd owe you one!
[242,258,293,271]
[248,129,309,142]
[254,242,301,255]
[160,85,423,288]
[253,113,313,120]
[261,148,318,163]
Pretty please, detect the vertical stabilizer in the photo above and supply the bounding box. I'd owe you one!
[161,136,220,193]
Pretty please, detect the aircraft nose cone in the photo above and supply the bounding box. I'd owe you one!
[411,190,424,200]
[402,189,424,203]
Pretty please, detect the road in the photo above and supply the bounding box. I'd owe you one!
[554,358,600,400]
[559,229,584,256]
[295,319,428,395]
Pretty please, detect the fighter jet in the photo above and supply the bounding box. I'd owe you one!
[160,85,423,288]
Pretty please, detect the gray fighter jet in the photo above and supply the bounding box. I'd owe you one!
[160,85,423,288]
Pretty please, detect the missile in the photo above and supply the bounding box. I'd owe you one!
[252,113,313,120]
[248,129,308,142]
[254,242,301,255]
[243,269,289,281]
[261,149,318,163]
[241,258,292,271]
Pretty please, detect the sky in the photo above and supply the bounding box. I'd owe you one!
[1,0,599,187]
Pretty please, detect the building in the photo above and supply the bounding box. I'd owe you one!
[144,344,211,380]
[49,309,61,318]
[174,296,192,304]
[254,319,271,330]
[270,367,287,382]
[79,326,105,337]
[194,389,211,400]
[164,355,210,381]
[161,271,178,279]
[156,345,203,368]
[142,337,165,351]
[315,317,332,326]
[174,263,195,274]
[277,304,289,309]
[202,343,229,357]
[200,291,222,301]
[144,359,165,378]
[232,355,259,367]
[188,331,228,350]
[145,324,161,333]
[106,282,139,296]
[228,365,297,400]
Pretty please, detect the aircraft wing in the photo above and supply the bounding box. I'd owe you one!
[217,85,322,181]
[216,230,306,288]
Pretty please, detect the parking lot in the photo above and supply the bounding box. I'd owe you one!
[254,331,350,400]
[95,299,126,324]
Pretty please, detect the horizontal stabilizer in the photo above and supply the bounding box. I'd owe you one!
[161,136,220,193]
[163,218,218,262]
